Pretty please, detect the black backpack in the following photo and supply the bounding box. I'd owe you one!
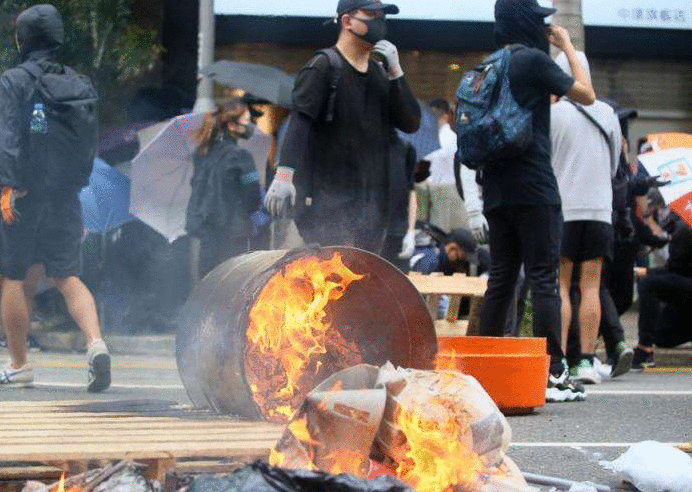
[20,61,98,191]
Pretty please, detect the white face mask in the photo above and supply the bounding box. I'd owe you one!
[238,122,256,140]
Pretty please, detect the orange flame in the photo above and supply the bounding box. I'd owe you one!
[393,372,493,492]
[245,252,365,422]
[57,473,65,492]
[434,349,459,371]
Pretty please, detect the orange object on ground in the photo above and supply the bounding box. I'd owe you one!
[1,186,16,225]
[436,336,550,415]
[647,132,692,151]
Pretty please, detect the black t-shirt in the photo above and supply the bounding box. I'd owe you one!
[290,49,399,223]
[481,47,574,211]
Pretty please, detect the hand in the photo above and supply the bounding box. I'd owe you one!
[263,167,296,217]
[372,40,403,79]
[398,230,416,259]
[645,175,672,188]
[547,25,573,52]
[468,212,489,244]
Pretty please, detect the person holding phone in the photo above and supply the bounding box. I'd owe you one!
[263,0,420,254]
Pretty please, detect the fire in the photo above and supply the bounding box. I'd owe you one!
[245,253,365,423]
[434,349,458,371]
[57,473,65,492]
[393,372,490,492]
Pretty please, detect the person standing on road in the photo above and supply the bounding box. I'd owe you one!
[0,4,110,391]
[263,0,420,254]
[186,98,261,279]
[550,51,623,384]
[478,0,596,403]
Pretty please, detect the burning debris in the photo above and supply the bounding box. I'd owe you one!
[245,252,365,423]
[271,363,531,492]
[175,247,437,420]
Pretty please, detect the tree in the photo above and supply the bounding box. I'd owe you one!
[0,0,164,127]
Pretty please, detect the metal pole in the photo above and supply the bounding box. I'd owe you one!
[193,0,216,113]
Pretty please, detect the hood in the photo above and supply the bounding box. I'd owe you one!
[16,4,64,58]
[494,0,554,53]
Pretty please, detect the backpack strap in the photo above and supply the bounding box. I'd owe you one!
[316,47,342,123]
[568,99,615,169]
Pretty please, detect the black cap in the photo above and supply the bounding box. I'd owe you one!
[445,228,479,264]
[336,0,399,16]
[528,0,556,17]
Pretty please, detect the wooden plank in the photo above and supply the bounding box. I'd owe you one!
[407,273,487,296]
[0,465,63,481]
[0,400,284,467]
[0,441,275,462]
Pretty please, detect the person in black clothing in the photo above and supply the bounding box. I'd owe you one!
[478,0,596,403]
[263,0,420,254]
[380,131,417,270]
[0,4,110,391]
[632,214,692,368]
[186,97,261,279]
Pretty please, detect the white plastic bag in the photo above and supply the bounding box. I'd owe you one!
[601,441,692,492]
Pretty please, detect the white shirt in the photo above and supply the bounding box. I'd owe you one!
[425,123,457,185]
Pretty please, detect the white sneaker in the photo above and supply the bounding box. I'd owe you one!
[86,340,111,393]
[0,363,34,387]
[573,359,602,384]
[593,358,612,381]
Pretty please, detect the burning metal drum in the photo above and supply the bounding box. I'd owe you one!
[176,246,437,422]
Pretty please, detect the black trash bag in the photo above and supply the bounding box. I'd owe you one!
[187,460,415,492]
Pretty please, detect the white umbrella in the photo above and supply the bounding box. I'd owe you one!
[129,113,204,243]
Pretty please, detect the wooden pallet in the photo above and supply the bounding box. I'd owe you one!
[407,272,487,336]
[0,399,284,483]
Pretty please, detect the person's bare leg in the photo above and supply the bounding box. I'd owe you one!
[559,257,574,355]
[1,278,30,368]
[578,257,604,356]
[52,276,102,345]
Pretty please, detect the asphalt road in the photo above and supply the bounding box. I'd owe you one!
[1,347,691,491]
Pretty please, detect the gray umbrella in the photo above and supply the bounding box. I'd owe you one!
[200,60,295,107]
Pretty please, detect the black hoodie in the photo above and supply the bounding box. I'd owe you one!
[494,0,552,53]
[0,4,65,190]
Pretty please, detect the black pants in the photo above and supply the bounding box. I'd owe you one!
[479,205,564,373]
[197,226,249,279]
[637,269,692,348]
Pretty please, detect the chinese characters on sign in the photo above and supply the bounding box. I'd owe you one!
[618,7,686,24]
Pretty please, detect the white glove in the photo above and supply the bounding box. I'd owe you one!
[468,212,489,244]
[372,40,403,79]
[398,230,416,259]
[264,166,296,217]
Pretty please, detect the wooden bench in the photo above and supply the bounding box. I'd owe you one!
[0,400,284,485]
[407,272,487,336]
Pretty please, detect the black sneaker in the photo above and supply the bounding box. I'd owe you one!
[632,347,655,370]
[611,342,634,378]
[546,369,586,402]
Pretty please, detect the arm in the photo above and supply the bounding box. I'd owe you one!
[389,76,421,133]
[0,73,26,190]
[371,40,420,133]
[548,26,596,105]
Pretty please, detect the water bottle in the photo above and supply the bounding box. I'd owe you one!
[30,103,48,134]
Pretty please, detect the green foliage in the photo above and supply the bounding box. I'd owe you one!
[0,0,162,87]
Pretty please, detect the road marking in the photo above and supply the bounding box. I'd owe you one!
[33,382,185,390]
[587,390,692,395]
[33,361,177,370]
[510,442,685,448]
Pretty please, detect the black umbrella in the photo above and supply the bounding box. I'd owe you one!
[200,60,295,108]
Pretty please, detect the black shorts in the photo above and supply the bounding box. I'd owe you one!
[561,220,614,262]
[1,193,83,280]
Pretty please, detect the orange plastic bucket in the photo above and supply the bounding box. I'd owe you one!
[436,336,550,415]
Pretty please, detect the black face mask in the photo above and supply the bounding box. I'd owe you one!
[351,16,387,45]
